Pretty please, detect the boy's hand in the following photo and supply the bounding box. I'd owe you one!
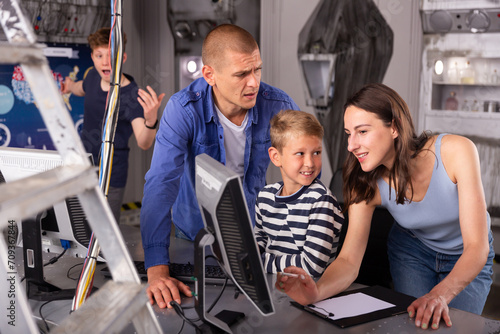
[138,86,165,126]
[61,76,74,94]
[61,76,84,96]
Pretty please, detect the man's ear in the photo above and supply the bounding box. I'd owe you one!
[123,52,127,63]
[202,65,215,86]
[268,146,282,168]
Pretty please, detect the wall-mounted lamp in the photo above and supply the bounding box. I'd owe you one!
[298,53,337,109]
[187,60,199,74]
[179,56,204,89]
[434,59,444,75]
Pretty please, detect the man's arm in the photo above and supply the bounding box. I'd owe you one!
[140,97,194,308]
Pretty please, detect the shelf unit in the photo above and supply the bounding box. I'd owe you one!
[419,33,500,139]
[418,33,500,222]
[423,79,500,138]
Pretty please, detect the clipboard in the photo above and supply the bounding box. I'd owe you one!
[291,285,416,328]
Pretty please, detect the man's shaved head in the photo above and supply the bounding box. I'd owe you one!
[202,24,259,70]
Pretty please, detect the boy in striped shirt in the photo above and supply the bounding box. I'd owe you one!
[254,109,344,277]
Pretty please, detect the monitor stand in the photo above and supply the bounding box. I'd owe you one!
[194,228,244,333]
[22,213,76,301]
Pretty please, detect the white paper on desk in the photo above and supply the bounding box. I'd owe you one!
[310,292,395,320]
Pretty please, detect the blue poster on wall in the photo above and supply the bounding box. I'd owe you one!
[0,42,92,149]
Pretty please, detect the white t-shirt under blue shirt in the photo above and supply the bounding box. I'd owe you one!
[216,105,248,177]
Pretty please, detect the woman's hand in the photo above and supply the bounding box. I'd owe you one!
[275,266,319,305]
[407,291,452,330]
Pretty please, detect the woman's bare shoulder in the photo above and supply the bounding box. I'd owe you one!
[440,134,478,183]
[440,133,476,151]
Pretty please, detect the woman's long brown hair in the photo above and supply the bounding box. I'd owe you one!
[342,83,430,212]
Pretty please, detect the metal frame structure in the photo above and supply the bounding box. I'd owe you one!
[0,0,162,332]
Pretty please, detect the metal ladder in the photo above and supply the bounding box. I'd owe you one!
[0,1,163,333]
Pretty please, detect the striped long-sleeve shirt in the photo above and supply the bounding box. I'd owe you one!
[254,179,344,277]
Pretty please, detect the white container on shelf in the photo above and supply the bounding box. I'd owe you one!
[460,61,475,84]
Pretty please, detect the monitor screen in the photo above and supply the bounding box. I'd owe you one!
[195,153,274,332]
[0,147,99,260]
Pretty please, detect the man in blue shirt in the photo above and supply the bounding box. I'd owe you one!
[141,24,298,309]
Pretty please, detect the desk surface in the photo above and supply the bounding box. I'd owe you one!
[24,225,500,333]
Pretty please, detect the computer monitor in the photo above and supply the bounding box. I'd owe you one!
[0,147,100,300]
[194,153,274,333]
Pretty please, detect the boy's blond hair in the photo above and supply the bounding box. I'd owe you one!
[270,109,324,152]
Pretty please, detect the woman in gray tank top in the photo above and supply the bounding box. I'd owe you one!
[277,83,494,331]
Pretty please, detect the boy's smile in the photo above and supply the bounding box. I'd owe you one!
[271,134,322,196]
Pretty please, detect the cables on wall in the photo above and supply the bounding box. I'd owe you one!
[71,0,123,311]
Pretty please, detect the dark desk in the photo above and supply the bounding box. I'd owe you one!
[26,225,500,333]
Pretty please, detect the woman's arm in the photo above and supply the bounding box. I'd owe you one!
[315,200,376,298]
[278,199,376,304]
[408,134,490,330]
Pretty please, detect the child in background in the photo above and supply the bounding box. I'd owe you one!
[254,109,344,277]
[62,27,164,222]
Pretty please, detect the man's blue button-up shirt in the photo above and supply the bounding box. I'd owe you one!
[140,77,299,269]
